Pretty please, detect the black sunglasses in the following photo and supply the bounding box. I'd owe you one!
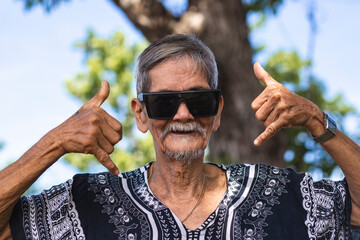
[137,89,222,119]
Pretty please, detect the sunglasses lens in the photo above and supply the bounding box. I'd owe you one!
[141,90,221,119]
[185,92,219,117]
[145,94,178,119]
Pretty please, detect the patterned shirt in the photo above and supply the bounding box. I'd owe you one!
[10,163,352,239]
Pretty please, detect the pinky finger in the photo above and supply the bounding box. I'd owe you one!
[254,121,282,146]
[94,148,120,175]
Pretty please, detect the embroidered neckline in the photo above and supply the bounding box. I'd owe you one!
[141,162,239,231]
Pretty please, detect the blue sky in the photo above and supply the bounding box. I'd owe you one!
[1,0,360,189]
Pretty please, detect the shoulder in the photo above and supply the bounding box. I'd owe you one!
[212,162,301,178]
[72,163,151,184]
[118,163,151,180]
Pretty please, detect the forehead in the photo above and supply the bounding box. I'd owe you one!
[149,56,209,92]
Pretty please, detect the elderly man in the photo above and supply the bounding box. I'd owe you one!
[0,34,359,239]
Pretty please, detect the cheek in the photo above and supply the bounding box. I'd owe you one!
[200,118,216,144]
[147,120,167,140]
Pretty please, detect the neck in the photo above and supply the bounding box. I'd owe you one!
[147,154,228,228]
[148,156,206,198]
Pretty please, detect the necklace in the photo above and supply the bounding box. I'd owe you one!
[147,163,207,223]
[181,173,206,223]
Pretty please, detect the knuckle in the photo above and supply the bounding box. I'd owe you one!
[102,142,115,154]
[271,92,282,101]
[88,126,99,137]
[255,111,265,121]
[89,115,101,125]
[108,145,115,154]
[277,104,286,112]
[266,125,277,135]
[114,122,122,132]
[113,134,122,143]
[93,107,103,114]
[89,108,104,120]
[97,151,109,163]
[259,133,266,142]
[83,137,94,148]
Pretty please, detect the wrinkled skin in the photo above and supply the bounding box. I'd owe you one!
[251,62,323,146]
[0,62,359,238]
[57,81,122,175]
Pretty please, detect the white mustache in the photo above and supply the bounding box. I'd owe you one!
[160,122,206,140]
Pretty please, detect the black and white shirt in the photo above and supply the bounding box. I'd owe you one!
[10,163,352,239]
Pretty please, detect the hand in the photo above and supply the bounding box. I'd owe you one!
[251,62,323,146]
[55,81,122,175]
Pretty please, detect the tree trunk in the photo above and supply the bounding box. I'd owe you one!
[111,0,287,167]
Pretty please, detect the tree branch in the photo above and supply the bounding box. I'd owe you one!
[109,0,179,42]
[188,0,201,7]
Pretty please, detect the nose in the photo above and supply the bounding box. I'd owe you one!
[172,101,195,121]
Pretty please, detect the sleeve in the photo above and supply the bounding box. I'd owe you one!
[299,172,352,239]
[9,179,85,240]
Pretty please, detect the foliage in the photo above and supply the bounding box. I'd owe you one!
[18,0,358,177]
[20,0,70,12]
[63,30,152,172]
[264,50,355,177]
[244,0,284,14]
[21,0,285,15]
[65,32,356,177]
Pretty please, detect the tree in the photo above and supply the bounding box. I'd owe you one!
[21,0,288,168]
[111,0,288,167]
[20,0,355,176]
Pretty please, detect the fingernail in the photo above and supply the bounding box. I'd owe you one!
[254,139,259,145]
[115,169,120,176]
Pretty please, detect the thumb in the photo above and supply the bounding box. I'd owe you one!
[253,62,277,86]
[84,81,110,108]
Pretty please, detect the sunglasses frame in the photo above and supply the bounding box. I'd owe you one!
[137,89,222,120]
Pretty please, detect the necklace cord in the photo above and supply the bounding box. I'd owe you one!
[181,173,206,223]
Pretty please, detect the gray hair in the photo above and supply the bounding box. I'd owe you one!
[135,34,218,94]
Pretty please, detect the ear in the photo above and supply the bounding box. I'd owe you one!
[131,98,148,133]
[212,96,224,132]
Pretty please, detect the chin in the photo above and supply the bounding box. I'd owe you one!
[165,149,204,165]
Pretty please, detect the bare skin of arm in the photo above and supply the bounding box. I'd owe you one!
[0,81,123,237]
[251,62,360,226]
